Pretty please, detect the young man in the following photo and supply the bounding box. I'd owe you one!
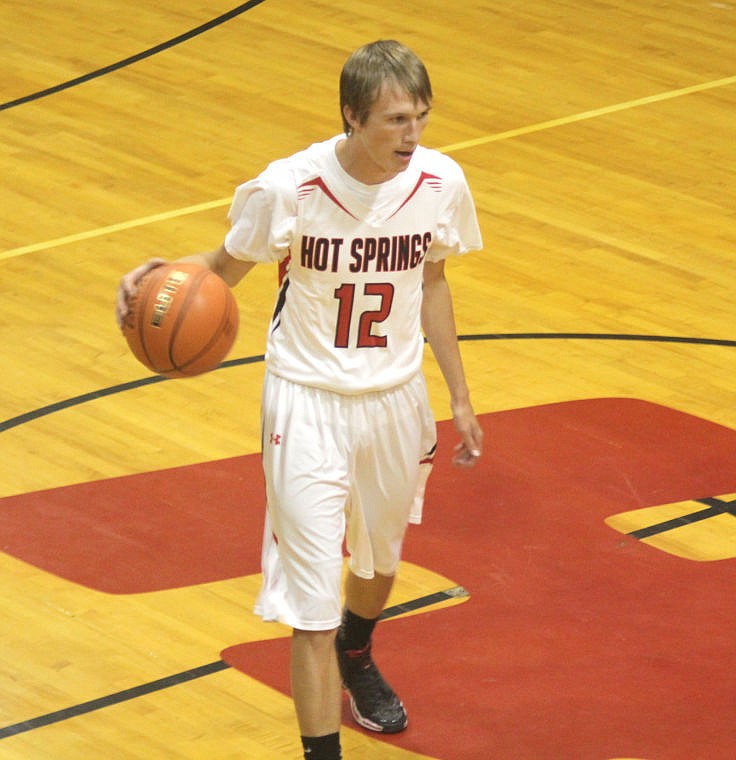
[117,40,483,760]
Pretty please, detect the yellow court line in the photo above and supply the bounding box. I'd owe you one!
[0,198,231,262]
[441,74,736,153]
[1,74,734,262]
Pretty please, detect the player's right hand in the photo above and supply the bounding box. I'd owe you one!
[115,258,168,330]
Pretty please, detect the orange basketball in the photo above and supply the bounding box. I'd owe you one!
[122,262,239,378]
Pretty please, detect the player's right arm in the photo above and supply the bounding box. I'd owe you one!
[177,243,256,287]
[115,243,255,329]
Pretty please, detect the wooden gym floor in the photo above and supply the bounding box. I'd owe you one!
[1,1,735,758]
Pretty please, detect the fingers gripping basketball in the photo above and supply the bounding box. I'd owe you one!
[122,263,239,378]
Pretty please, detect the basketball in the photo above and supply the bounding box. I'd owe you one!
[122,262,239,378]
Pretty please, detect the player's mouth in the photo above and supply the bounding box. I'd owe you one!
[395,148,415,163]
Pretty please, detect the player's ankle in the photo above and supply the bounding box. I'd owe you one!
[301,732,341,759]
[338,607,378,651]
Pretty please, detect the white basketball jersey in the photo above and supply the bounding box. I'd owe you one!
[225,135,482,393]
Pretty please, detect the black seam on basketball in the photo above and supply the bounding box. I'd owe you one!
[167,269,212,373]
[177,278,235,372]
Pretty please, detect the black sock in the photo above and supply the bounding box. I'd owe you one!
[338,608,378,651]
[301,732,341,759]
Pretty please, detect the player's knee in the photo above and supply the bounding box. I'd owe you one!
[292,627,338,654]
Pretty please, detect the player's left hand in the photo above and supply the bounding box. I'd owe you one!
[452,441,481,467]
[451,399,483,468]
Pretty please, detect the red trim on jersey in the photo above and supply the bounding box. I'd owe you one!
[298,177,358,219]
[278,252,291,285]
[388,171,443,219]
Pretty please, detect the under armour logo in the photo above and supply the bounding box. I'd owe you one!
[269,433,282,445]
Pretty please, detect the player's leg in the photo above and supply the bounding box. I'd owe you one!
[336,374,436,733]
[291,627,343,757]
[336,575,408,733]
[345,569,395,620]
[337,570,406,731]
[258,373,350,758]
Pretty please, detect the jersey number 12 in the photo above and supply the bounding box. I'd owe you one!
[333,282,395,348]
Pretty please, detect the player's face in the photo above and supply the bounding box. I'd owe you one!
[345,84,431,184]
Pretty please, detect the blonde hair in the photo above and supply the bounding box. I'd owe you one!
[339,40,433,135]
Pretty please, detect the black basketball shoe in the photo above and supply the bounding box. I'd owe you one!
[335,640,408,733]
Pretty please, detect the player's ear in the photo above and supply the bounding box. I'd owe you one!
[343,104,360,133]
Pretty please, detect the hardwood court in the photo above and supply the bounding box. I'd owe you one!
[1,1,735,758]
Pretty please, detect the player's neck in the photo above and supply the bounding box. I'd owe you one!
[335,136,400,186]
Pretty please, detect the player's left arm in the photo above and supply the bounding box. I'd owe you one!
[421,259,483,467]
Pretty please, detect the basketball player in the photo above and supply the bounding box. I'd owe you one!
[117,40,483,760]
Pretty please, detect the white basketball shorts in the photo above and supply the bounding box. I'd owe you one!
[254,370,437,631]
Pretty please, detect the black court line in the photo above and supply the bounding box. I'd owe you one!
[0,661,230,739]
[0,354,264,433]
[3,332,736,434]
[0,586,467,739]
[380,585,469,619]
[628,497,736,540]
[457,332,736,348]
[0,0,267,112]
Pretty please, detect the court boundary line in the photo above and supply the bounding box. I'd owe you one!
[0,587,467,739]
[3,334,736,433]
[1,74,734,261]
[0,0,267,113]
